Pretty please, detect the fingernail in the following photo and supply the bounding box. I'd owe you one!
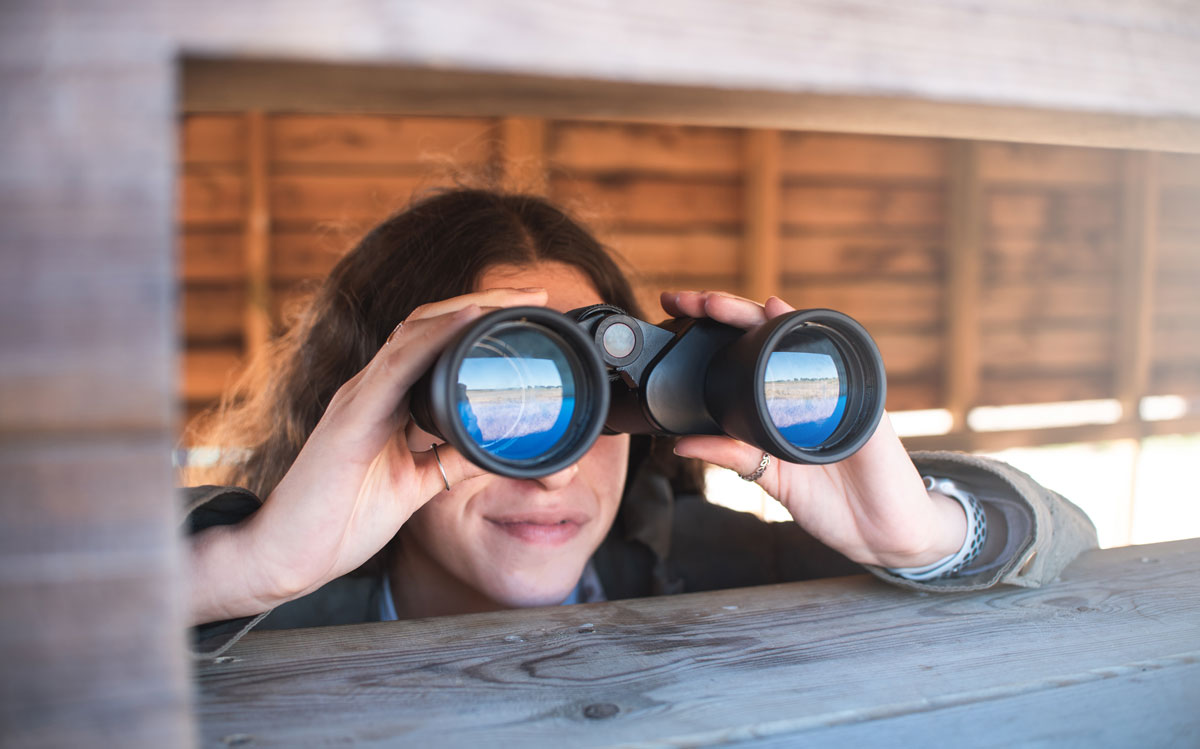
[518,287,544,292]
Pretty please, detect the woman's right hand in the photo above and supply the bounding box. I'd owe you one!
[189,287,548,625]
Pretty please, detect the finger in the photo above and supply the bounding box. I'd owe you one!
[701,292,768,329]
[674,435,776,489]
[764,295,795,319]
[337,305,485,446]
[412,442,490,497]
[405,287,548,322]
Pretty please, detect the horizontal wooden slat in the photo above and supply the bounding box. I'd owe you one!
[984,235,1118,279]
[552,176,742,228]
[884,378,941,412]
[180,230,243,282]
[874,331,941,378]
[781,232,943,276]
[779,279,942,328]
[981,325,1113,373]
[1150,364,1200,396]
[271,174,430,223]
[270,115,496,167]
[606,231,741,278]
[1153,321,1200,365]
[1160,153,1200,188]
[980,277,1116,325]
[977,142,1120,185]
[180,170,244,226]
[985,188,1119,232]
[904,418,1200,452]
[780,133,945,180]
[181,114,246,164]
[183,348,244,403]
[1160,187,1200,231]
[976,372,1113,406]
[781,185,943,228]
[1158,232,1200,274]
[1154,275,1200,321]
[548,122,743,176]
[273,230,354,280]
[183,285,246,345]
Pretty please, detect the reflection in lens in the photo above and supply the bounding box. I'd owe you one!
[455,325,577,461]
[763,328,848,449]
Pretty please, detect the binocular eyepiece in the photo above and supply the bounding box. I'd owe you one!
[411,305,886,479]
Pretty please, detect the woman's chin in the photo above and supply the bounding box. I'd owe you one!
[484,572,583,609]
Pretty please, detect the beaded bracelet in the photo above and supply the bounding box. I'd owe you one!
[886,476,988,581]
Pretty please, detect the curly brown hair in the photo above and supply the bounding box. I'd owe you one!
[183,188,703,502]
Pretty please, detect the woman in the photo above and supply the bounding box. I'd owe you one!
[186,189,1097,657]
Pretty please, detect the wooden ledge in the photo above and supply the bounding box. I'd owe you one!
[195,539,1200,746]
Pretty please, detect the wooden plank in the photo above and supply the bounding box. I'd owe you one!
[984,235,1119,280]
[1150,364,1200,397]
[873,331,941,379]
[985,188,1118,233]
[1115,152,1160,418]
[183,348,245,403]
[981,325,1114,373]
[180,230,244,282]
[195,540,1200,747]
[551,176,742,228]
[976,372,1113,407]
[1153,321,1200,365]
[183,286,246,345]
[180,169,245,226]
[1155,275,1200,321]
[1159,187,1200,231]
[272,230,354,280]
[606,230,741,278]
[270,174,429,223]
[780,231,944,277]
[977,142,1120,185]
[780,132,945,180]
[884,378,941,412]
[781,185,943,229]
[980,277,1117,325]
[500,117,548,194]
[945,141,983,431]
[269,114,495,167]
[548,121,743,176]
[904,416,1200,452]
[1158,232,1200,274]
[743,130,782,303]
[244,111,272,355]
[181,114,246,164]
[1160,153,1200,188]
[779,278,942,328]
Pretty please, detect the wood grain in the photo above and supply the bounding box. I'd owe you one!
[549,122,743,176]
[194,540,1200,748]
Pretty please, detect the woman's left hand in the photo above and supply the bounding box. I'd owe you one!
[663,290,967,569]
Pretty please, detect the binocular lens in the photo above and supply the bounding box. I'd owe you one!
[455,324,580,461]
[763,328,849,449]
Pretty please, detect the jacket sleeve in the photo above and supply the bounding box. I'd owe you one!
[861,450,1099,592]
[181,485,275,660]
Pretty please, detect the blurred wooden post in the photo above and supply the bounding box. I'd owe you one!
[743,130,781,303]
[501,118,547,194]
[244,110,272,356]
[944,141,983,432]
[1115,151,1160,544]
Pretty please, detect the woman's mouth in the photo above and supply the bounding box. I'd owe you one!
[484,511,587,546]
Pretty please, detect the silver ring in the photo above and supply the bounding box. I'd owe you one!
[431,443,451,491]
[738,452,771,482]
[385,321,405,345]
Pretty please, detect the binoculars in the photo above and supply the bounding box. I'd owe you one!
[412,305,886,479]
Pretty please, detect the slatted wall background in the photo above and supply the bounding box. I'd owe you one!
[179,114,1200,445]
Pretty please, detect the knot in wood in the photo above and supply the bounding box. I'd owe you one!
[583,703,619,720]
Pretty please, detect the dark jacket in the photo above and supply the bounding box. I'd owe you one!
[188,450,1098,659]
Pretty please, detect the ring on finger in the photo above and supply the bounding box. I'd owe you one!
[739,452,771,482]
[385,320,405,345]
[431,443,451,492]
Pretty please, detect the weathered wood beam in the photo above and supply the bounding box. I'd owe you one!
[742,130,782,303]
[499,117,548,195]
[901,416,1200,454]
[243,110,272,357]
[1115,152,1160,420]
[944,141,983,431]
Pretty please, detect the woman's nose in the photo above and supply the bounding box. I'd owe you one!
[531,464,578,491]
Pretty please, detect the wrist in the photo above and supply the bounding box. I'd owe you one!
[886,477,988,580]
[188,518,301,627]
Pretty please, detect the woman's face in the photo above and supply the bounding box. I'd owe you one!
[396,262,631,614]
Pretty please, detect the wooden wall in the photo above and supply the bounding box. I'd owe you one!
[179,114,1200,445]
